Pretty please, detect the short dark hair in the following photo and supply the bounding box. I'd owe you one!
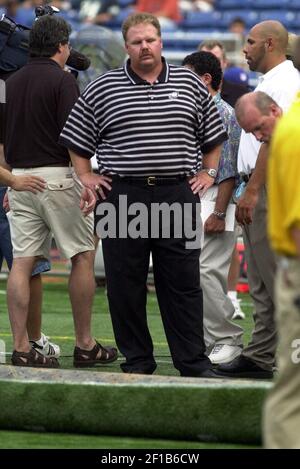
[29,15,71,58]
[229,17,246,27]
[292,36,300,71]
[122,13,161,41]
[182,51,223,92]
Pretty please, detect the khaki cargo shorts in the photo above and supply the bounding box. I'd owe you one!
[8,167,95,260]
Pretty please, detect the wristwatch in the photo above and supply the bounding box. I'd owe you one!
[213,210,226,220]
[203,168,217,178]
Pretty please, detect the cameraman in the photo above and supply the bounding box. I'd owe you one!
[1,68,60,358]
[4,14,117,367]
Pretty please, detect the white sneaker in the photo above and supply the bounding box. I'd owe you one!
[231,298,246,320]
[209,344,242,364]
[30,333,60,358]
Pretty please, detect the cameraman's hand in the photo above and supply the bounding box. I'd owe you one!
[11,175,46,193]
[3,191,9,212]
[80,187,96,216]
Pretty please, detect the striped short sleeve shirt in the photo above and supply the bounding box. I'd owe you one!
[60,58,227,176]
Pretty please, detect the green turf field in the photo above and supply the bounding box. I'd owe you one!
[0,430,257,449]
[0,279,254,374]
[0,279,256,449]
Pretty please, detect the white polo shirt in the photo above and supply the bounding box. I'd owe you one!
[237,60,300,175]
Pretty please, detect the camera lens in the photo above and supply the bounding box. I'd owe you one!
[35,6,44,17]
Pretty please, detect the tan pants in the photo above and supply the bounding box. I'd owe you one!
[200,185,243,348]
[242,186,277,370]
[264,258,300,448]
[8,167,94,260]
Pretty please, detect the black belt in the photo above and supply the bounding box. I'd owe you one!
[16,163,71,169]
[42,163,71,168]
[111,175,187,186]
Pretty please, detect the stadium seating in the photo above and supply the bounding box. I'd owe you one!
[102,8,135,30]
[215,0,300,33]
[258,10,297,29]
[289,0,300,9]
[253,0,289,9]
[180,11,223,30]
[118,0,135,7]
[217,0,290,8]
[219,10,259,29]
[216,0,252,9]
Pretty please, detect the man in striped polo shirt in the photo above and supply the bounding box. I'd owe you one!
[60,12,227,377]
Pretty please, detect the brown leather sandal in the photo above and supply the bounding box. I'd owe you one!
[11,348,59,368]
[73,340,118,368]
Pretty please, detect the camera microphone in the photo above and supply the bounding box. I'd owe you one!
[66,48,91,71]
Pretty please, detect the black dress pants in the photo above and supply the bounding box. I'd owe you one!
[101,179,211,376]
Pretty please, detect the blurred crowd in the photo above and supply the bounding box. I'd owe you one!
[0,0,221,29]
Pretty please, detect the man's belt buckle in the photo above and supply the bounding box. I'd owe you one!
[147,176,156,186]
